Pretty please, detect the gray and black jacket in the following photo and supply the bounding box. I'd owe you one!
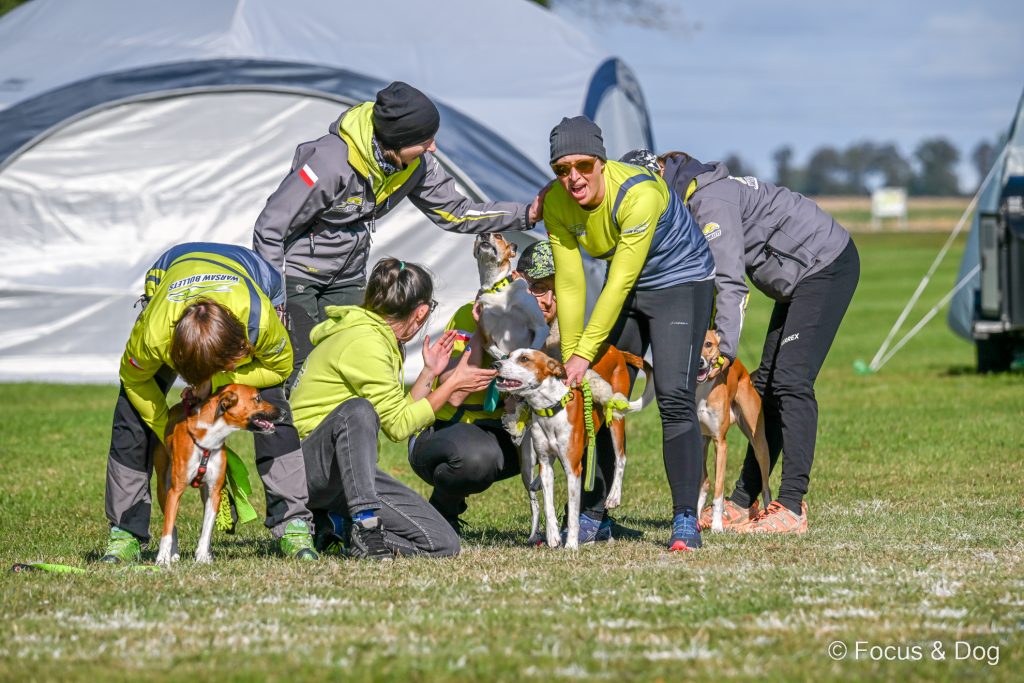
[663,155,850,361]
[253,104,531,289]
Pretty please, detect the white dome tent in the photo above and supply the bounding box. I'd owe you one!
[0,0,654,382]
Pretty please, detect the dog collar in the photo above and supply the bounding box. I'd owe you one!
[480,276,512,296]
[533,390,574,417]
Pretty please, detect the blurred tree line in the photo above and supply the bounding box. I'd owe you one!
[724,137,1002,197]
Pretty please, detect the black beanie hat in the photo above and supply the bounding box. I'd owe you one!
[549,116,606,164]
[372,81,441,149]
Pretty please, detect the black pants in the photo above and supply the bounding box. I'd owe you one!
[302,399,460,557]
[607,279,716,516]
[285,276,365,388]
[730,240,860,514]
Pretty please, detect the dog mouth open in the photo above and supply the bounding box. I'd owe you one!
[248,413,278,433]
[495,376,523,391]
[696,358,711,383]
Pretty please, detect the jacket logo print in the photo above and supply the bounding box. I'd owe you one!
[702,222,722,241]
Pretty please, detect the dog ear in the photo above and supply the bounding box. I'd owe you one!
[548,359,566,379]
[216,390,238,419]
[509,241,518,258]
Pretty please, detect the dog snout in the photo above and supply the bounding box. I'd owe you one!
[698,356,710,371]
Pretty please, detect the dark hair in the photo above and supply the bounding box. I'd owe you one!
[377,142,405,169]
[364,258,434,321]
[171,299,251,385]
[657,151,693,169]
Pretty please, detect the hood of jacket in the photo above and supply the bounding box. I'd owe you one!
[333,103,421,204]
[662,153,718,201]
[309,305,398,350]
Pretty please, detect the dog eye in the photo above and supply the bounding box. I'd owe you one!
[517,357,528,364]
[704,342,712,348]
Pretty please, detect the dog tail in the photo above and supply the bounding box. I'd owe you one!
[625,356,656,412]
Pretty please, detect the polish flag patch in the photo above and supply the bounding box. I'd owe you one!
[298,164,319,188]
[128,356,143,370]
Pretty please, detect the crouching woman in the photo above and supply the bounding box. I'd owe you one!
[289,258,495,559]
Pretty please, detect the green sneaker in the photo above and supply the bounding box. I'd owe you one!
[279,519,319,561]
[100,527,141,564]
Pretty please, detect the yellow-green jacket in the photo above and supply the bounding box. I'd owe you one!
[121,243,292,443]
[290,306,434,442]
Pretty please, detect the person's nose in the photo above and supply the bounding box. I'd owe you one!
[427,140,437,153]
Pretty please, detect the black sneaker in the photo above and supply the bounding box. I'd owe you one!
[348,517,393,561]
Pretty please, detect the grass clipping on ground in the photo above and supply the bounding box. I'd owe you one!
[1,232,1022,682]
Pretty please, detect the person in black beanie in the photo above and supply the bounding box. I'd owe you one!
[253,81,542,389]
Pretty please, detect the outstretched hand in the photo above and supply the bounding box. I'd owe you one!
[422,330,457,377]
[529,181,555,225]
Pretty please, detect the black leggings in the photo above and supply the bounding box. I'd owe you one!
[730,240,860,514]
[607,279,716,516]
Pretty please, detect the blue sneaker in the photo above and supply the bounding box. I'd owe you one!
[669,511,702,552]
[561,513,613,545]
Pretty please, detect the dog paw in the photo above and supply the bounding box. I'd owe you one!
[605,494,621,509]
[155,552,178,567]
[193,552,213,564]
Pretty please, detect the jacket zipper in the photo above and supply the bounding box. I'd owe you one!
[764,244,808,268]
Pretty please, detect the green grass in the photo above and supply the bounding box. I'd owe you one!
[2,233,1022,682]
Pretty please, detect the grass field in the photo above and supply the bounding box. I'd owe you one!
[816,196,972,233]
[1,232,1022,682]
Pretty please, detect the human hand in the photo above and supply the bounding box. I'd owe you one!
[275,304,289,327]
[450,347,497,393]
[562,355,590,387]
[529,181,554,224]
[472,300,482,322]
[183,379,212,404]
[422,330,457,377]
[708,356,731,380]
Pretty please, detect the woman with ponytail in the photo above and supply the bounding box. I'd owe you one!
[290,258,495,560]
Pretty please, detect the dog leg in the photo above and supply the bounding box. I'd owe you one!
[604,418,627,509]
[711,435,728,532]
[520,438,541,545]
[156,484,185,566]
[194,483,221,565]
[539,455,560,548]
[564,464,581,551]
[736,394,773,508]
[697,436,711,517]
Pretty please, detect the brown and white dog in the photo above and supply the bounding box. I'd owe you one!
[495,346,654,548]
[473,233,549,359]
[695,330,772,531]
[154,385,280,565]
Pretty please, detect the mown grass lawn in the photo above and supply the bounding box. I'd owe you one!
[1,232,1021,682]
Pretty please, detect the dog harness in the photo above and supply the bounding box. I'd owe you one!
[187,431,216,488]
[532,381,599,492]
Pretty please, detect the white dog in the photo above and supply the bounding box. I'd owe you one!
[473,233,549,360]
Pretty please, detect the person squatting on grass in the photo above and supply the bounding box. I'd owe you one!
[539,117,717,551]
[101,242,318,564]
[252,81,541,388]
[289,258,495,560]
[409,240,624,544]
[620,149,861,533]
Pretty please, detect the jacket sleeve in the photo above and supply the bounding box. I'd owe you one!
[571,189,658,362]
[406,154,531,234]
[212,310,294,391]
[346,337,435,442]
[690,195,748,361]
[119,320,172,444]
[545,212,588,363]
[252,139,342,277]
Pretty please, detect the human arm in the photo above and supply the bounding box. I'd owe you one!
[426,350,496,413]
[406,153,532,233]
[571,188,660,362]
[118,321,172,444]
[252,140,342,276]
[211,306,293,391]
[690,195,749,362]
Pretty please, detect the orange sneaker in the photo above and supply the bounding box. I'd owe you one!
[698,499,760,531]
[737,501,807,534]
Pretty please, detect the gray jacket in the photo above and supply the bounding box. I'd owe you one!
[253,113,530,289]
[663,156,850,361]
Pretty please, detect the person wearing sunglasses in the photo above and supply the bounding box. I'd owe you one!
[541,116,717,552]
[253,81,541,391]
[619,149,859,535]
[289,258,496,559]
[408,240,625,544]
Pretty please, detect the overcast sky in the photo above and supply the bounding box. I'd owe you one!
[554,0,1024,191]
